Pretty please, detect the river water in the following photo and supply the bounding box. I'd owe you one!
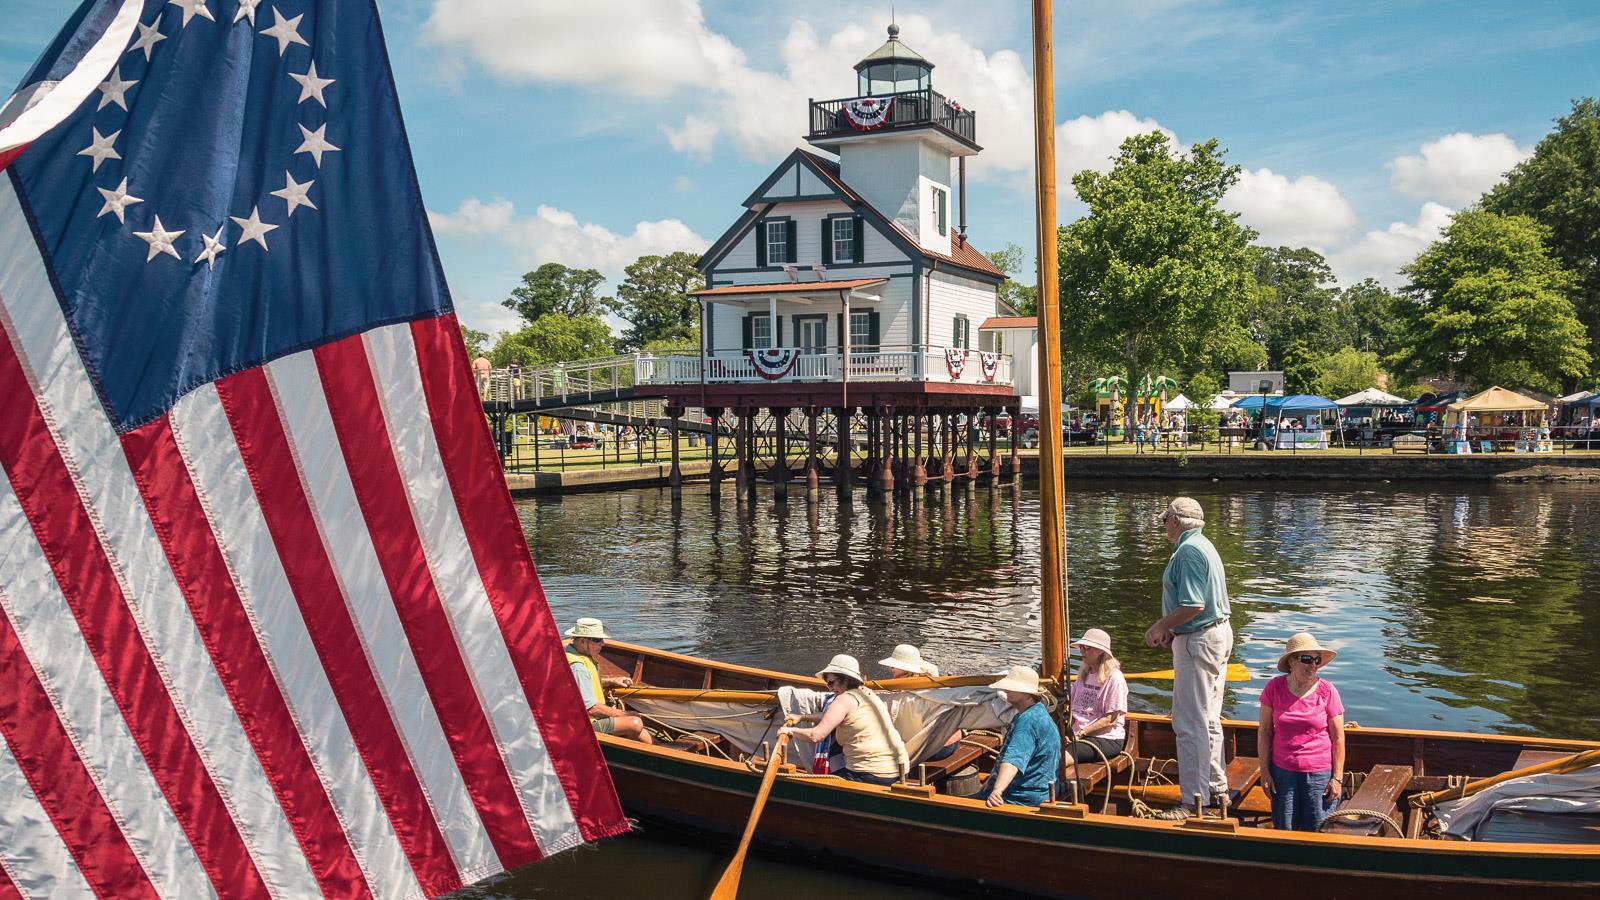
[465,479,1600,898]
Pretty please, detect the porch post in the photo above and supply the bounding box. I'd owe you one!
[734,407,749,497]
[708,407,723,495]
[834,406,853,492]
[912,408,927,484]
[805,405,820,495]
[965,407,979,480]
[988,405,1001,478]
[667,404,683,499]
[878,405,895,493]
[773,407,789,502]
[943,411,957,483]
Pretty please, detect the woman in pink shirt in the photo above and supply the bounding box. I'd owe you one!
[1064,629,1128,800]
[1258,632,1346,831]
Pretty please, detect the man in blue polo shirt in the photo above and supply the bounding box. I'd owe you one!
[1144,496,1233,820]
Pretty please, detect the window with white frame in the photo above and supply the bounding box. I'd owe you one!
[765,221,789,264]
[849,311,871,350]
[831,217,855,263]
[751,313,773,349]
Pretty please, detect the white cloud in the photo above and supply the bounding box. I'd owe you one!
[1388,133,1532,205]
[1222,168,1359,249]
[1056,110,1175,184]
[428,197,707,280]
[1327,202,1455,287]
[672,175,695,193]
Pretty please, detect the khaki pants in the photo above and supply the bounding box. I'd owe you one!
[1171,624,1232,807]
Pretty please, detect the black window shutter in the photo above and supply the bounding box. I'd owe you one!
[741,313,753,350]
[785,221,797,263]
[836,312,844,351]
[821,218,832,265]
[755,219,767,268]
[868,311,880,349]
[852,215,864,262]
[776,315,784,347]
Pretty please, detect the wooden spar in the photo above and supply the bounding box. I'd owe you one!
[1030,0,1069,681]
[1411,746,1600,808]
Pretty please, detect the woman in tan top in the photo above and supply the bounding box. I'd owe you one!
[781,654,909,785]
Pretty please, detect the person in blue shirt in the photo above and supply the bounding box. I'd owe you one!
[980,665,1061,807]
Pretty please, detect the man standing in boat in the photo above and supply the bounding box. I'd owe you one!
[1145,497,1233,819]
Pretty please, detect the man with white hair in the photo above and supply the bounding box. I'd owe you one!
[1144,496,1233,819]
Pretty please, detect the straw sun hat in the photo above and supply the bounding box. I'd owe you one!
[879,644,938,676]
[988,665,1045,696]
[1277,632,1337,673]
[1072,628,1114,657]
[564,618,610,640]
[816,654,865,682]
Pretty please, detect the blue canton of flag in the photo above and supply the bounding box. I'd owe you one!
[0,2,627,898]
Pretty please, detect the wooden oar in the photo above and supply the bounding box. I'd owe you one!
[617,664,1252,705]
[1411,746,1600,808]
[709,729,792,900]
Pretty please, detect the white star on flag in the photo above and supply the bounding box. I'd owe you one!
[294,122,340,167]
[230,205,280,250]
[133,215,184,261]
[129,19,166,60]
[167,0,215,27]
[96,67,138,111]
[269,171,317,217]
[194,226,228,269]
[234,0,262,25]
[96,178,144,223]
[261,7,310,56]
[78,127,121,171]
[289,61,334,107]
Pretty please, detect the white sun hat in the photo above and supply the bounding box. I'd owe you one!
[564,617,610,640]
[1072,628,1114,658]
[988,664,1044,696]
[815,654,865,682]
[878,644,938,676]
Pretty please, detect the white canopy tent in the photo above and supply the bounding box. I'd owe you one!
[1335,387,1410,407]
[1164,393,1194,411]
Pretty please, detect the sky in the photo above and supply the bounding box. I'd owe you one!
[5,0,1600,337]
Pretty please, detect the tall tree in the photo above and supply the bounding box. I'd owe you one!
[489,313,616,367]
[1280,340,1324,395]
[1484,98,1600,371]
[459,323,489,359]
[1389,209,1588,393]
[1250,246,1343,364]
[985,243,1038,316]
[1060,132,1258,431]
[1338,278,1403,357]
[502,262,610,323]
[1317,346,1383,399]
[611,251,704,350]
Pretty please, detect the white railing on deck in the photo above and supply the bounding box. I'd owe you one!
[479,346,1014,403]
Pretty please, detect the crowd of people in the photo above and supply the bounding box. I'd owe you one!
[564,494,1346,831]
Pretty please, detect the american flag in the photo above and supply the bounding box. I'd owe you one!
[0,2,626,897]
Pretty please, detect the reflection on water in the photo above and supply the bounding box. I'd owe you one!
[488,479,1600,898]
[521,480,1600,740]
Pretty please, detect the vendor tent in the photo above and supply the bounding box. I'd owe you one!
[1335,387,1410,407]
[1446,386,1548,416]
[1265,394,1340,414]
[1165,394,1194,411]
[1231,395,1269,409]
[1209,394,1236,411]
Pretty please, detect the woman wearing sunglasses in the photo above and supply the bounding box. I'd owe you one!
[1258,633,1345,831]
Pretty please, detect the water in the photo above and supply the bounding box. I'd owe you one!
[478,479,1600,897]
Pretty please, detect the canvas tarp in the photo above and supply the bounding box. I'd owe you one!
[1433,764,1600,841]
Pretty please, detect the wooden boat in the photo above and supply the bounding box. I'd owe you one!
[591,639,1600,898]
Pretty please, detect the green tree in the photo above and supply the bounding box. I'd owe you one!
[502,263,610,324]
[1250,246,1343,364]
[489,313,616,367]
[1280,340,1323,395]
[1485,98,1600,372]
[1317,346,1382,399]
[639,328,701,353]
[1060,132,1259,434]
[459,323,489,359]
[1389,209,1589,393]
[1338,278,1403,357]
[612,251,703,350]
[1184,371,1222,439]
[986,243,1038,315]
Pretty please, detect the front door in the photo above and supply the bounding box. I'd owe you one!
[797,316,827,354]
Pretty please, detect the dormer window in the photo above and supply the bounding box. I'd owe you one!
[831,218,855,263]
[766,220,790,264]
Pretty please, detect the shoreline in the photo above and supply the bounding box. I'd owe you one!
[504,450,1600,495]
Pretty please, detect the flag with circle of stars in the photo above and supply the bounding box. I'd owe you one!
[0,2,627,898]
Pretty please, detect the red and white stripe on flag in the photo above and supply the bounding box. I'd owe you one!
[0,176,625,898]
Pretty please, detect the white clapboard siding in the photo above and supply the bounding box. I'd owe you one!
[927,269,999,347]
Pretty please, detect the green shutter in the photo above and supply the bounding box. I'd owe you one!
[868,311,880,350]
[755,219,766,267]
[952,316,959,348]
[785,221,797,263]
[742,313,753,350]
[836,313,845,351]
[776,315,784,347]
[821,218,832,265]
[937,190,947,236]
[852,215,864,262]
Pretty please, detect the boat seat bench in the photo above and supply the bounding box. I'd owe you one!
[1111,755,1262,809]
[659,729,728,756]
[919,732,1000,787]
[1323,764,1413,836]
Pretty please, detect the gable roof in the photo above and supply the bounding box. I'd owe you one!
[980,316,1037,330]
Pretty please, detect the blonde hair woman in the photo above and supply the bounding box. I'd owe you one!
[1063,629,1128,790]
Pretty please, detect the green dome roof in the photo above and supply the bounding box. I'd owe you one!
[854,24,933,72]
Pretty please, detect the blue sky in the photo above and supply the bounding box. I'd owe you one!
[6,0,1600,335]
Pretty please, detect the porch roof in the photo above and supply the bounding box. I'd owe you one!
[690,278,887,298]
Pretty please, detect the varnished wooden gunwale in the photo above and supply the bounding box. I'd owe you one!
[591,640,1600,895]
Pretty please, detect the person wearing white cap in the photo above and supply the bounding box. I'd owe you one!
[1063,629,1128,796]
[878,644,962,762]
[781,655,909,785]
[565,618,652,744]
[1145,496,1233,820]
[978,665,1061,807]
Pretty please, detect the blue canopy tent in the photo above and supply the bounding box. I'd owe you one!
[1231,395,1269,409]
[1263,394,1342,448]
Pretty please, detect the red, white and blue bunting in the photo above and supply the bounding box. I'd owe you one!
[844,97,895,130]
[748,348,799,380]
[945,348,967,379]
[980,351,1000,382]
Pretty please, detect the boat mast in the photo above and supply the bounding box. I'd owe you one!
[1030,0,1068,683]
